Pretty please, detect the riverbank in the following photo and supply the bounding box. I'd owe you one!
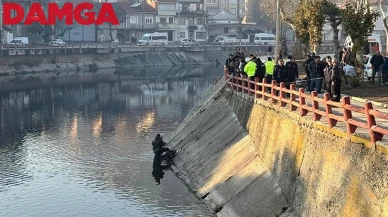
[0,50,228,75]
[0,66,221,93]
[168,78,388,216]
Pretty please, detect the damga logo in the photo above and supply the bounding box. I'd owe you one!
[3,2,119,25]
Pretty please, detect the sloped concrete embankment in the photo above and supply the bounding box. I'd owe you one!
[168,80,388,216]
[0,50,228,75]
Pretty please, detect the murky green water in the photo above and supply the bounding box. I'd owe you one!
[0,76,219,217]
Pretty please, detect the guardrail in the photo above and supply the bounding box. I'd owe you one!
[224,72,388,144]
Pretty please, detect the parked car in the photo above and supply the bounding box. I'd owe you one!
[7,37,29,47]
[49,39,67,47]
[181,39,199,46]
[364,54,374,80]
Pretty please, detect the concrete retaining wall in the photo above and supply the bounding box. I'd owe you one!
[168,80,388,216]
[0,50,228,75]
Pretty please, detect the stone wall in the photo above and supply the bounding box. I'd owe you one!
[168,81,388,216]
[0,50,229,75]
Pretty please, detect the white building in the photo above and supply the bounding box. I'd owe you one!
[157,0,207,41]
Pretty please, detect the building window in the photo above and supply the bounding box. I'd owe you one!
[207,0,216,3]
[230,8,236,15]
[197,18,205,25]
[160,17,167,23]
[208,8,217,15]
[130,16,138,24]
[188,18,194,25]
[179,32,185,38]
[196,32,206,39]
[179,18,185,25]
[169,17,174,24]
[224,27,228,33]
[145,17,153,24]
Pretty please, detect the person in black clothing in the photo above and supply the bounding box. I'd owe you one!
[255,58,266,82]
[225,54,234,73]
[273,59,287,84]
[152,134,169,156]
[323,58,333,98]
[305,52,314,90]
[267,45,272,56]
[370,50,385,85]
[285,56,298,89]
[331,58,343,102]
[308,56,324,93]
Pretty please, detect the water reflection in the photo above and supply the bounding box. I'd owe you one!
[0,76,218,217]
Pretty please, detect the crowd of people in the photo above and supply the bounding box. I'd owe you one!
[225,48,351,102]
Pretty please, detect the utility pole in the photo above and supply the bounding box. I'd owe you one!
[0,0,3,46]
[177,0,180,42]
[274,0,281,63]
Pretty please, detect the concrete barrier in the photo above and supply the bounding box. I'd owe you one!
[0,50,229,75]
[168,78,388,216]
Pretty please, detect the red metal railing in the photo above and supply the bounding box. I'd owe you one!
[225,73,388,144]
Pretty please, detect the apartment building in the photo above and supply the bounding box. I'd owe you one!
[204,0,244,19]
[157,0,207,41]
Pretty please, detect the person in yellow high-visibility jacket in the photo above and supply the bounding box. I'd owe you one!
[265,57,275,83]
[244,57,257,90]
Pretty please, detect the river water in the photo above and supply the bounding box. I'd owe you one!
[0,75,219,217]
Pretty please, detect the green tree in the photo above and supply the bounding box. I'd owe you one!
[28,23,44,43]
[342,1,379,79]
[42,26,55,43]
[294,0,325,54]
[322,0,342,58]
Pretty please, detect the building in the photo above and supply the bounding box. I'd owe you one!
[157,0,207,41]
[118,0,158,43]
[204,0,245,20]
[207,10,265,42]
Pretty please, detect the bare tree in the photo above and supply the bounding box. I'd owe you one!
[379,0,388,52]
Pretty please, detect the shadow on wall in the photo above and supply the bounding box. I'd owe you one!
[169,82,388,216]
[228,91,388,216]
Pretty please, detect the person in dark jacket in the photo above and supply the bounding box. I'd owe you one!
[255,58,266,83]
[305,52,314,90]
[273,59,287,84]
[331,58,343,102]
[254,58,266,91]
[152,134,169,156]
[285,56,298,89]
[308,56,324,93]
[370,50,385,85]
[323,58,333,97]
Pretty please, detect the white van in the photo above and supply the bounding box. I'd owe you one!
[8,37,29,47]
[254,33,276,45]
[139,32,168,46]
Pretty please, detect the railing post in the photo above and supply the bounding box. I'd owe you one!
[299,88,308,116]
[342,96,356,135]
[324,93,337,128]
[311,91,321,121]
[248,78,253,96]
[262,78,267,100]
[279,82,286,107]
[243,76,248,94]
[254,77,259,99]
[290,84,297,111]
[271,80,276,103]
[365,102,384,143]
